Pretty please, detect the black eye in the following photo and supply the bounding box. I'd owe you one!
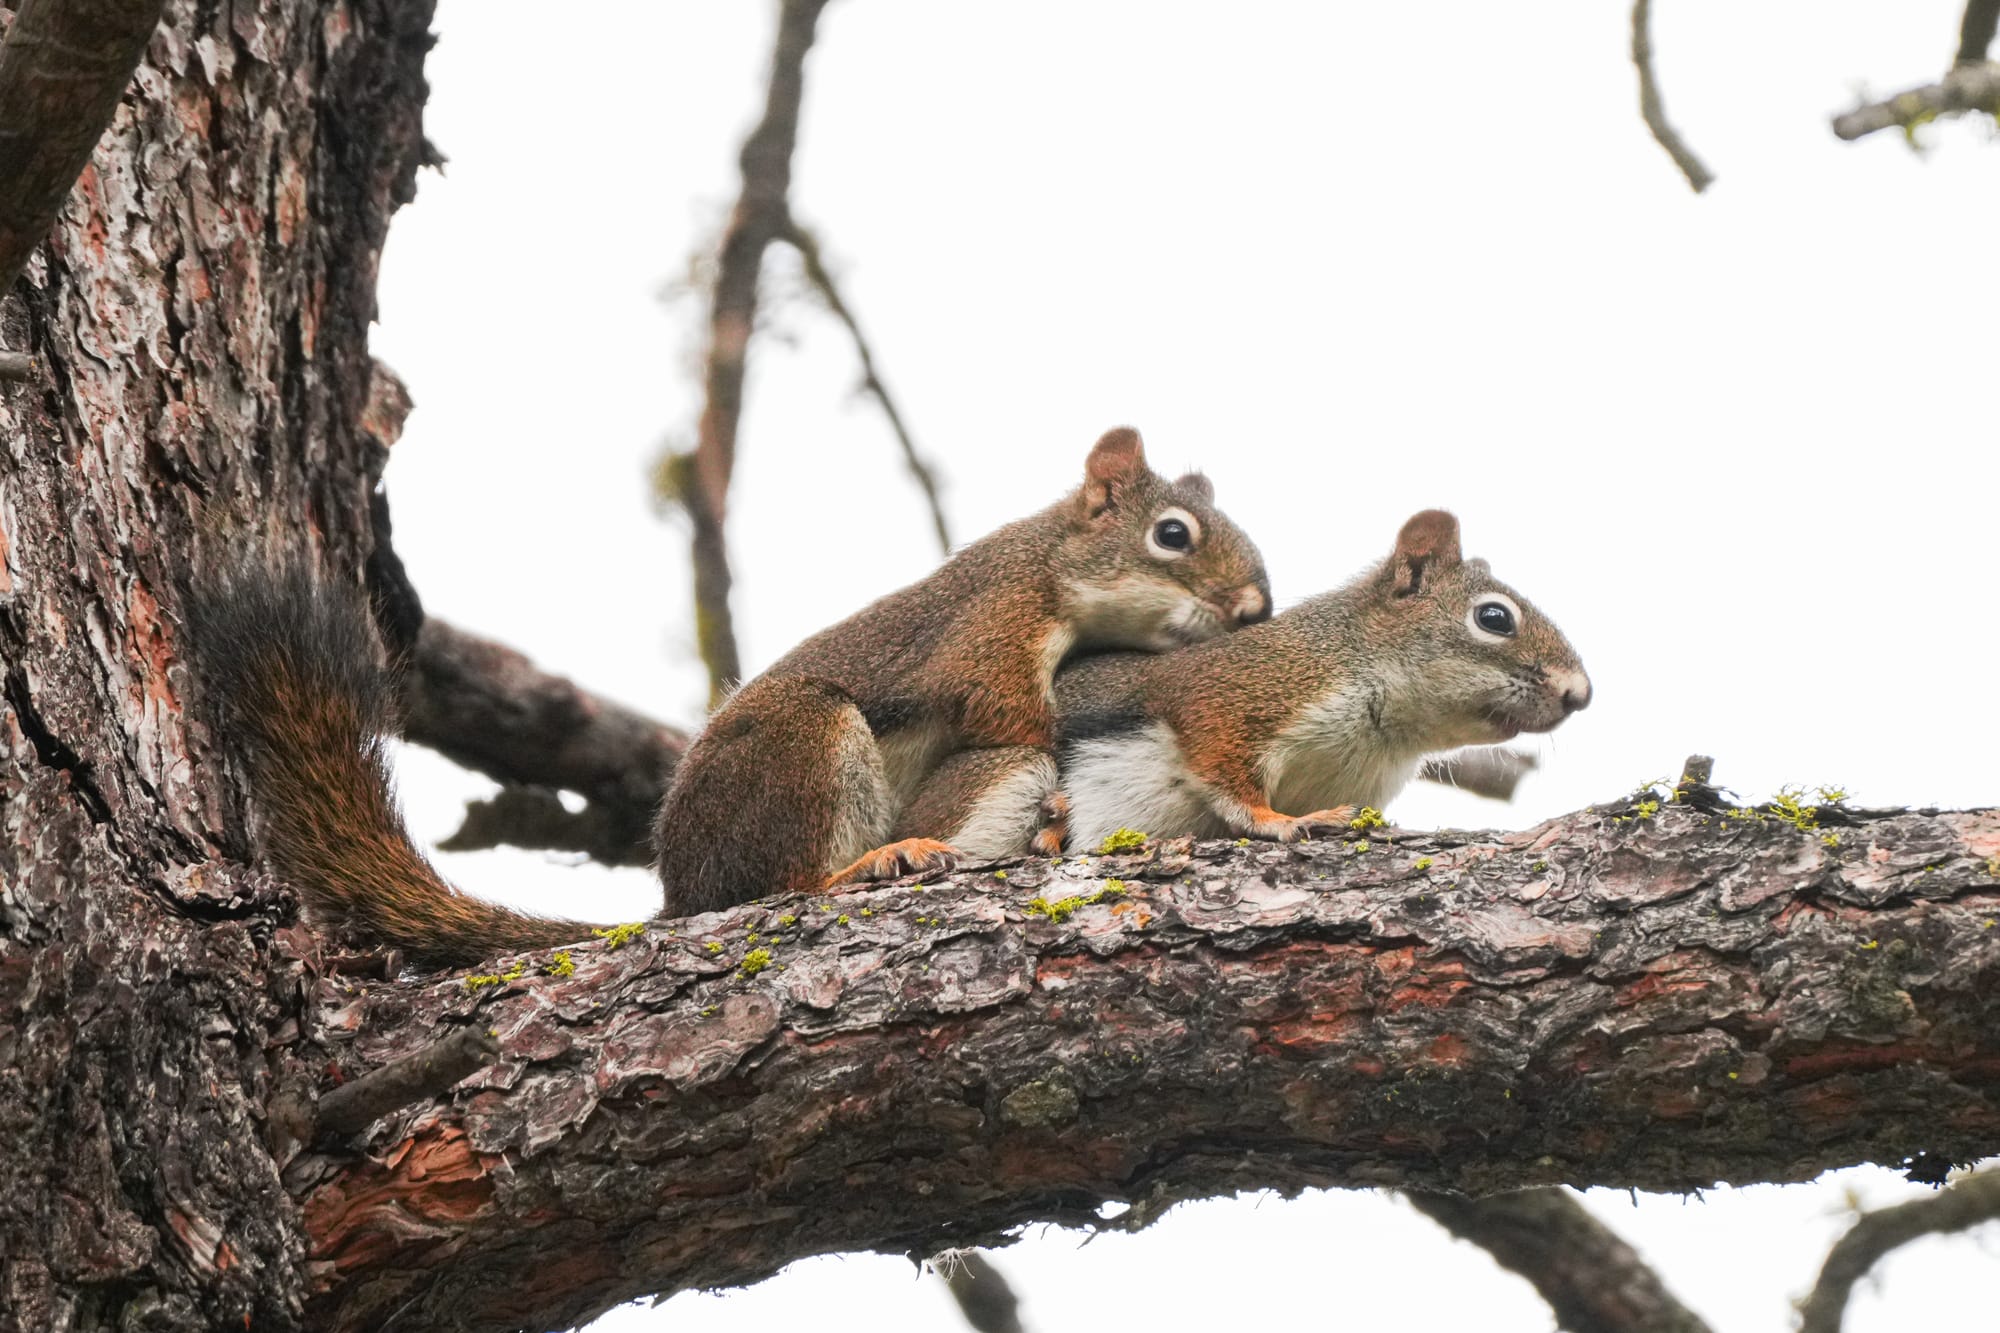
[1474,602,1517,636]
[1153,518,1192,551]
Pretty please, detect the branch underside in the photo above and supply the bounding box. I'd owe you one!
[291,798,2000,1333]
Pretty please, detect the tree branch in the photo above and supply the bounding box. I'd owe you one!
[1630,0,1714,192]
[1410,1188,1713,1333]
[781,216,953,557]
[400,618,686,861]
[316,1027,500,1138]
[0,0,166,293]
[1831,61,2000,141]
[1797,1170,2000,1333]
[676,0,833,707]
[291,796,2000,1333]
[937,1249,1027,1333]
[1958,0,2000,66]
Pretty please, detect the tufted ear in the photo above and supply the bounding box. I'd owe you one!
[1388,509,1462,598]
[1172,471,1214,503]
[1082,427,1148,517]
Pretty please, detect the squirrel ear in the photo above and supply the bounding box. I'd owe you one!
[1389,509,1462,598]
[1172,471,1215,503]
[1082,427,1148,516]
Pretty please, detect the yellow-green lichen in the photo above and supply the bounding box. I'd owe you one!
[837,914,851,925]
[992,871,1008,880]
[739,947,773,978]
[778,914,798,927]
[1024,879,1129,925]
[1822,833,1842,849]
[592,922,647,950]
[1234,838,1250,847]
[704,940,723,954]
[1097,828,1149,854]
[1352,841,1370,854]
[1414,857,1434,872]
[464,958,528,993]
[1349,807,1386,831]
[1532,859,1548,872]
[543,951,575,978]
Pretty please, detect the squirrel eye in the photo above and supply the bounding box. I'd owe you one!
[1474,601,1517,637]
[1153,518,1192,551]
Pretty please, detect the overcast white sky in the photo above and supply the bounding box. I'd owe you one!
[370,3,2000,1328]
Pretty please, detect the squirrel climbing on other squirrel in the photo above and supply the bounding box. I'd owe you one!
[891,509,1590,857]
[183,428,1271,966]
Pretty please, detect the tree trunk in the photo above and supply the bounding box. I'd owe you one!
[0,0,432,1327]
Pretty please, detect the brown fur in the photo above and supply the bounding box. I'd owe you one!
[183,568,591,968]
[653,427,1270,915]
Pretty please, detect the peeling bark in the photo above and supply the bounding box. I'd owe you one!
[292,801,2000,1332]
[0,0,433,1327]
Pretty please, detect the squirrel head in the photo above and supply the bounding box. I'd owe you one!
[1056,427,1271,651]
[1363,509,1591,746]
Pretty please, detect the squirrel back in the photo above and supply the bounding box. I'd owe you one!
[894,511,1589,855]
[182,568,591,968]
[1054,509,1590,847]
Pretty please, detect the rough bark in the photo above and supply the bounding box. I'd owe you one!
[0,0,166,293]
[291,798,2000,1332]
[0,0,433,1327]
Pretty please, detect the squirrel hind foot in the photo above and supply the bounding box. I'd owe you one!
[823,838,961,888]
[1030,790,1071,857]
[1246,805,1356,844]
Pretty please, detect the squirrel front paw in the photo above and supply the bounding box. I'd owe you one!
[824,838,962,888]
[1245,805,1356,843]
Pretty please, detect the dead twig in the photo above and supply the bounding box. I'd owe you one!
[1630,0,1715,192]
[1410,1188,1714,1333]
[1798,1170,2000,1333]
[934,1249,1027,1333]
[1832,61,2000,141]
[316,1027,499,1138]
[1958,0,2000,65]
[676,0,833,708]
[781,216,951,556]
[0,0,166,292]
[0,350,33,382]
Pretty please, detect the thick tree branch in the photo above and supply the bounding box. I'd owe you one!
[676,0,832,707]
[781,216,953,557]
[1832,61,2000,141]
[1797,1169,2000,1333]
[1410,1188,1713,1333]
[1630,0,1714,193]
[1958,0,2000,66]
[0,0,165,293]
[291,796,2000,1333]
[401,618,686,861]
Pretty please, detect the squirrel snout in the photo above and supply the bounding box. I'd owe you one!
[1555,669,1592,714]
[1216,582,1271,626]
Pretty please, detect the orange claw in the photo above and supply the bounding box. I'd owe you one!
[823,838,962,888]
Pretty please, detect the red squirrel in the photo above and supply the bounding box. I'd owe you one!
[184,429,1271,965]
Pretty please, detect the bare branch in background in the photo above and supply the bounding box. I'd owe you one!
[936,1249,1027,1333]
[0,0,165,292]
[1630,0,1715,192]
[401,618,687,861]
[782,216,953,556]
[1958,0,2000,65]
[1832,61,2000,141]
[1410,1189,1713,1333]
[1798,1170,2000,1333]
[673,0,832,708]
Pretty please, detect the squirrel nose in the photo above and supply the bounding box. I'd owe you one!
[1555,670,1592,714]
[1229,582,1271,625]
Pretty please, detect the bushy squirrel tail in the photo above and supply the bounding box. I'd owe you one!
[183,566,594,968]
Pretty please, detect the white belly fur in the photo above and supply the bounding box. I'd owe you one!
[1062,722,1233,848]
[1262,687,1423,815]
